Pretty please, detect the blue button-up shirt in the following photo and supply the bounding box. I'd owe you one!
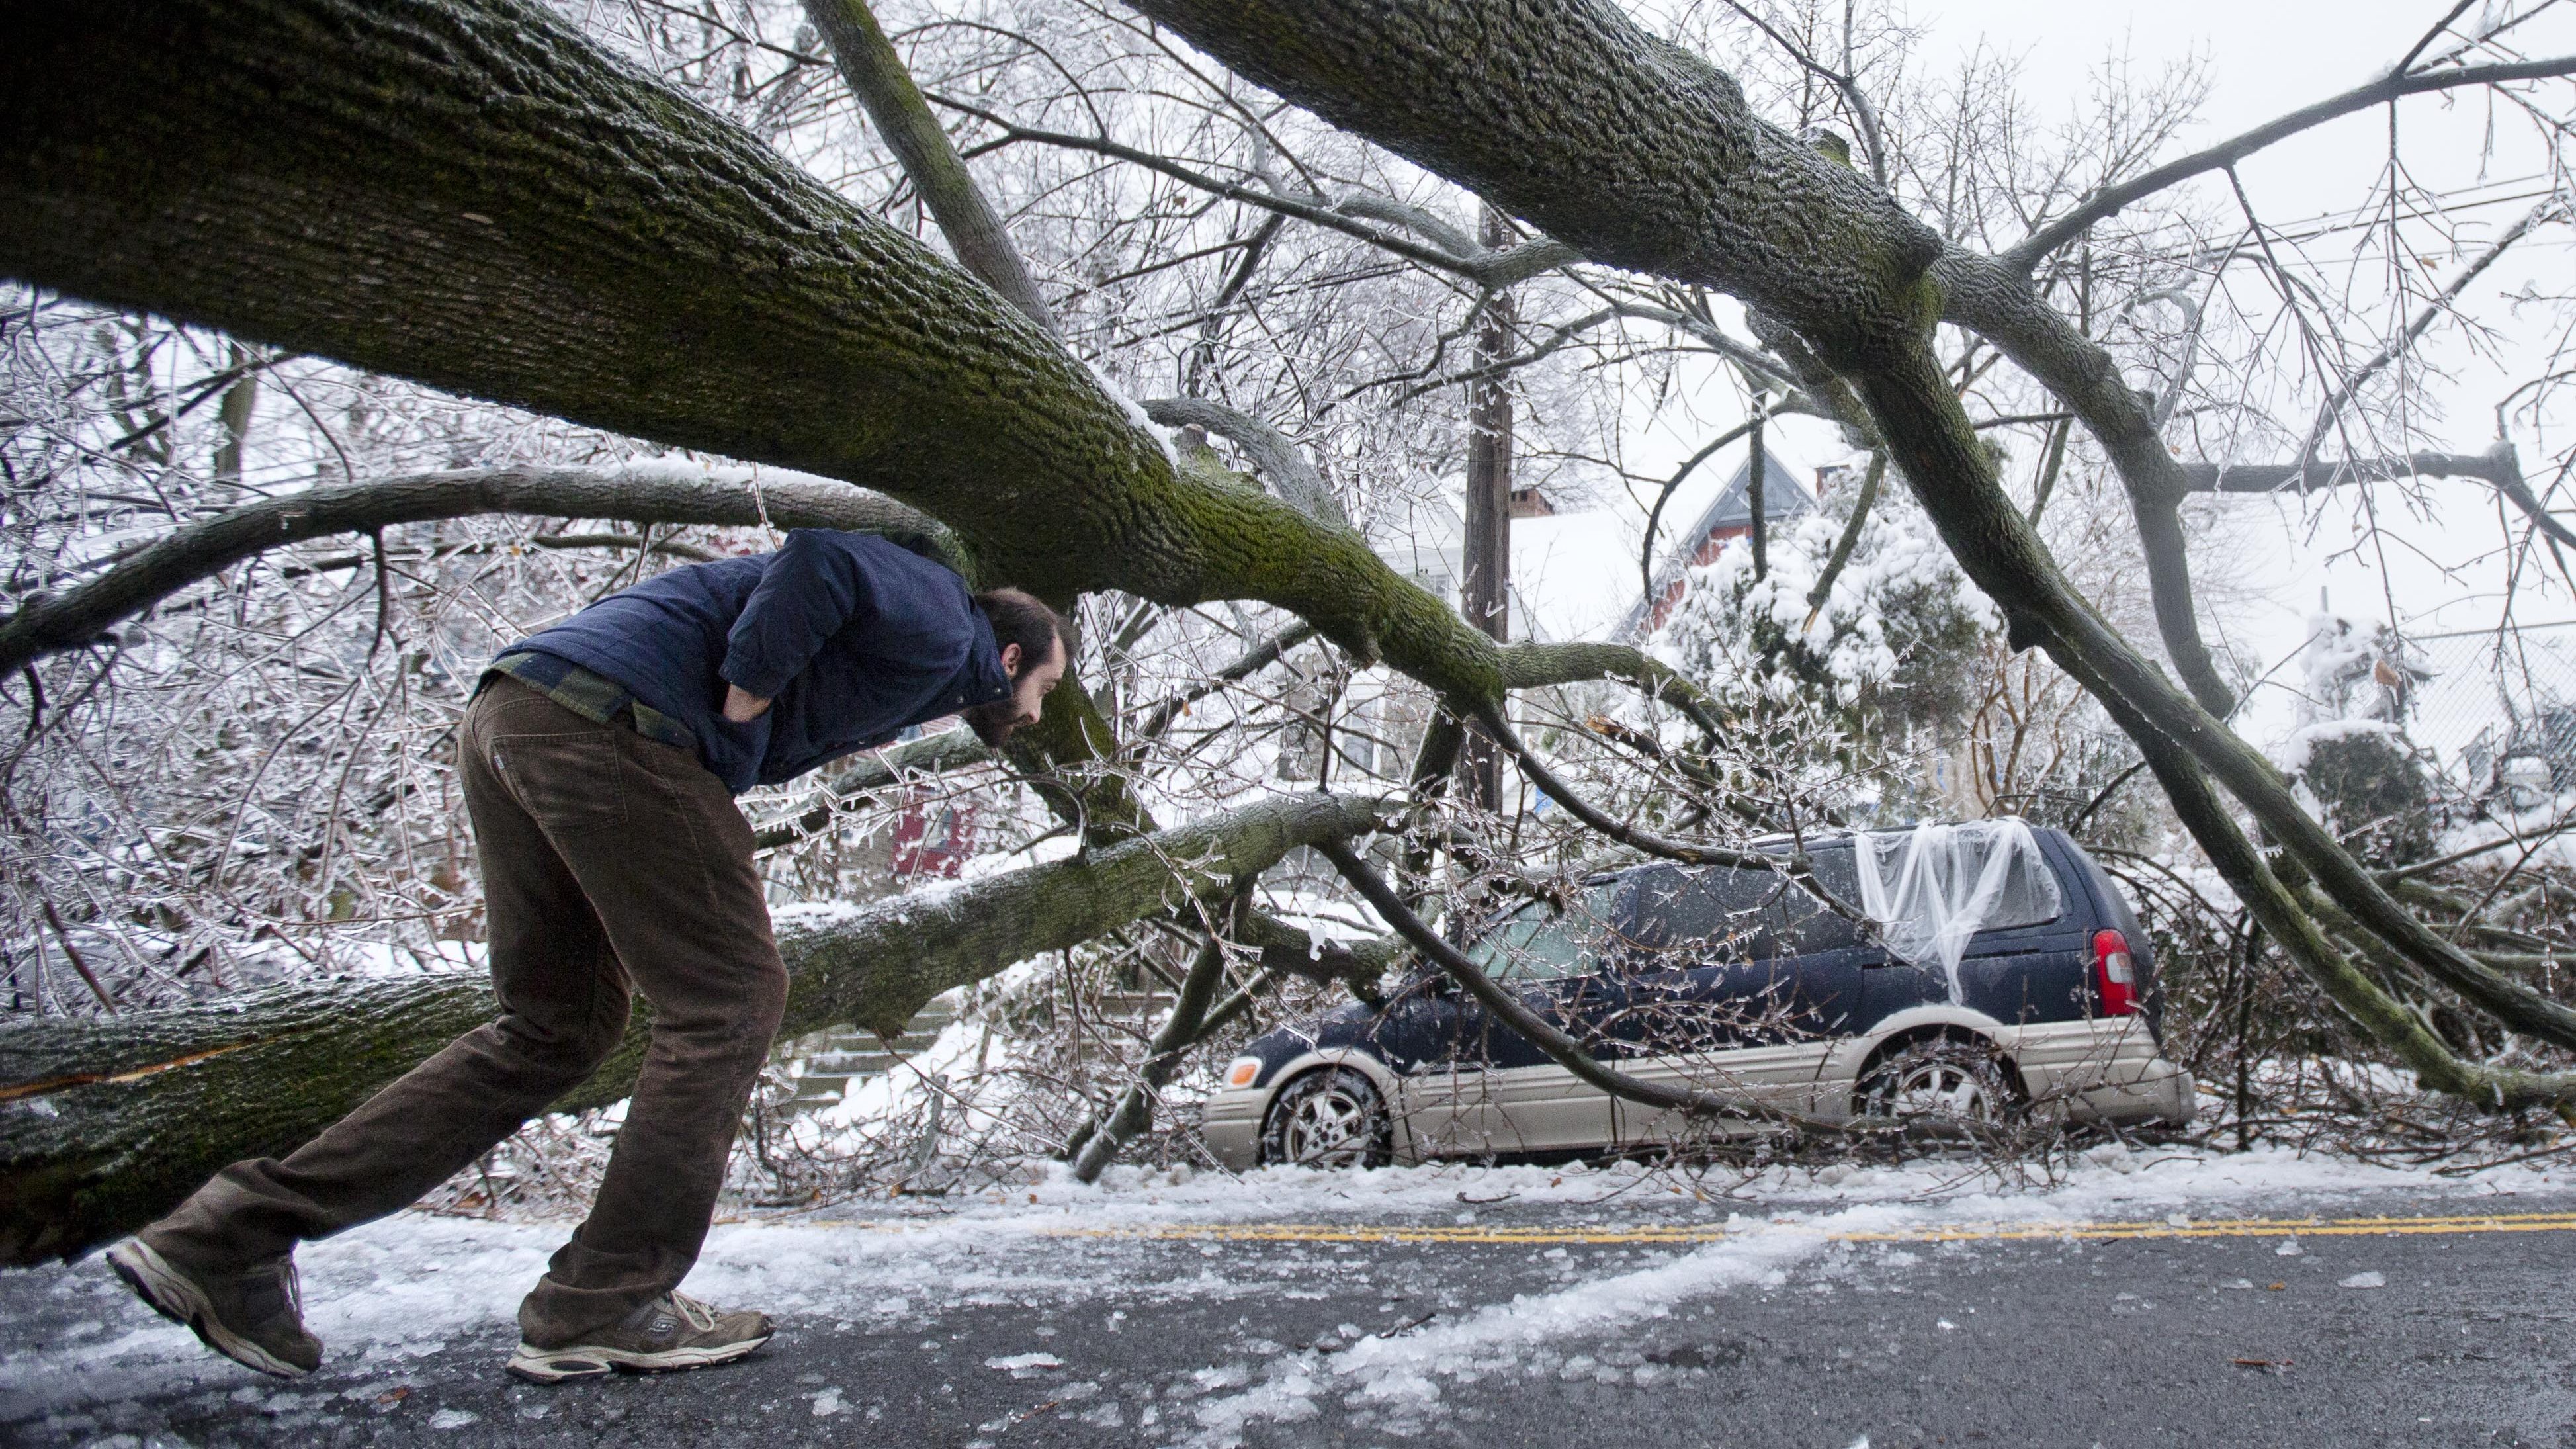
[494,529,1013,795]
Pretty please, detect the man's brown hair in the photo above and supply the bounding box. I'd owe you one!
[974,588,1074,677]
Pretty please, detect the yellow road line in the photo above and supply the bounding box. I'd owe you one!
[1025,1211,2576,1248]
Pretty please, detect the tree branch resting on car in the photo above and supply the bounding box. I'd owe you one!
[1315,836,1832,1132]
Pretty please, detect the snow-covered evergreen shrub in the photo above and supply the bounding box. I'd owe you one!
[1649,469,2000,806]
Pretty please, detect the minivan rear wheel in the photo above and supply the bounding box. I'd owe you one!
[1856,1036,2019,1127]
[1260,1067,1393,1168]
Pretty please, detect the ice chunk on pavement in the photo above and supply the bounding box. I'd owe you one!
[985,1352,1064,1372]
[428,1409,480,1429]
[2339,1271,2386,1289]
[2275,1237,2303,1256]
[812,1387,845,1417]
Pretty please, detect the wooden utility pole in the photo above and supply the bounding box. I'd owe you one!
[1460,203,1516,811]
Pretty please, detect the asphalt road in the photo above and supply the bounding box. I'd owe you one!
[5,1190,2573,1448]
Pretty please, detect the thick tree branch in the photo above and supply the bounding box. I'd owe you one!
[1932,250,2237,712]
[1138,396,1346,527]
[801,0,1058,332]
[1127,0,1947,374]
[1496,639,1733,746]
[0,0,1518,705]
[0,464,943,678]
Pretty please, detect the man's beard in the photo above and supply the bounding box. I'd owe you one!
[963,695,1024,747]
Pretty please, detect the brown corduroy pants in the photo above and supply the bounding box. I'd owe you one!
[142,675,788,1342]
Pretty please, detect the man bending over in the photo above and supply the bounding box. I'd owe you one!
[108,528,1069,1384]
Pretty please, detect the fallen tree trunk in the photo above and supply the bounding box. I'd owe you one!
[0,0,1506,706]
[0,791,1383,1265]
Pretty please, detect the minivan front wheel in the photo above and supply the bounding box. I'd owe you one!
[1260,1067,1393,1168]
[1856,1036,2020,1128]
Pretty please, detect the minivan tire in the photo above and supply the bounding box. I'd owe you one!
[1855,1035,2021,1127]
[1260,1067,1393,1168]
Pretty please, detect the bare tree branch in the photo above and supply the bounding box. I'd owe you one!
[2004,54,2576,273]
[0,464,943,678]
[2300,202,2553,459]
[1139,396,1347,527]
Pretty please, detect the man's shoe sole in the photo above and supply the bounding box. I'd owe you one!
[105,1239,313,1379]
[505,1331,773,1385]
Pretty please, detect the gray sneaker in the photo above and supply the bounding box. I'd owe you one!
[106,1237,323,1378]
[507,1291,773,1383]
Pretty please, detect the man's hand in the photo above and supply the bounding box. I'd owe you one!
[721,685,773,723]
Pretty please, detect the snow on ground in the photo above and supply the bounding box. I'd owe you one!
[4,1143,2565,1444]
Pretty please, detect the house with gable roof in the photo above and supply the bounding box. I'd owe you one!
[1615,453,1818,640]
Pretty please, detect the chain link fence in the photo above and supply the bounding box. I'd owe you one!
[2396,622,2576,806]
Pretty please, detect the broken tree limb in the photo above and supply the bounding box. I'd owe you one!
[0,464,945,678]
[0,791,1385,1265]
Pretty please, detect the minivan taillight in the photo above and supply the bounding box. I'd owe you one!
[2093,928,2139,1016]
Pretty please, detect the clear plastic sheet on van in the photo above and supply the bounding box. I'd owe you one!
[1853,820,2062,995]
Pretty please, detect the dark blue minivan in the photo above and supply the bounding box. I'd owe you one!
[1202,824,2191,1168]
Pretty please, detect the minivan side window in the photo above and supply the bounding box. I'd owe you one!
[1615,851,1864,965]
[1462,885,1616,982]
